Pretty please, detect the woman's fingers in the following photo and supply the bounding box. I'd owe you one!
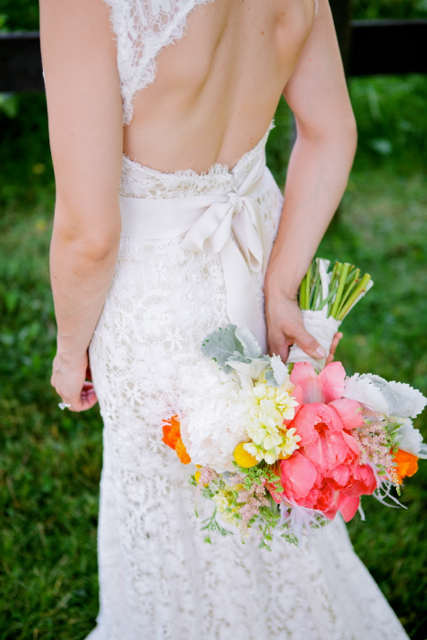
[77,382,98,411]
[326,332,343,365]
[269,322,327,362]
[266,296,328,361]
[59,384,98,412]
[51,352,98,412]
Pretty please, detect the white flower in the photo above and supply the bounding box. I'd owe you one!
[176,358,301,471]
[344,373,427,419]
[177,359,247,472]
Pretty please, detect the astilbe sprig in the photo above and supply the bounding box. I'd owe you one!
[353,410,399,480]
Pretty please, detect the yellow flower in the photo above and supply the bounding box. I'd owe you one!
[195,470,201,483]
[234,442,258,468]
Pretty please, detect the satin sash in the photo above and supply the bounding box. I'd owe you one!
[119,152,272,352]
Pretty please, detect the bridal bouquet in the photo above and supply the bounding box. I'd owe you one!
[162,259,427,549]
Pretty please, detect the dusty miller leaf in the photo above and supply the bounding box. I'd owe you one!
[235,326,262,359]
[265,367,279,387]
[201,324,243,372]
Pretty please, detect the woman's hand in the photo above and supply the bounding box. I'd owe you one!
[51,351,98,412]
[265,290,342,365]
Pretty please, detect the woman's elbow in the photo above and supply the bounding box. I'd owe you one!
[298,107,358,150]
[345,113,358,159]
[52,214,122,263]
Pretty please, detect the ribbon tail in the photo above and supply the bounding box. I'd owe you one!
[219,238,267,354]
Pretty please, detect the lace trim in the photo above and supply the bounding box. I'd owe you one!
[104,0,214,125]
[120,121,275,198]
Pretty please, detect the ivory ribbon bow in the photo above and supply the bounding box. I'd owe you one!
[119,152,272,352]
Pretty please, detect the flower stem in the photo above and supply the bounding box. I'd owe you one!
[337,273,372,320]
[305,262,312,310]
[337,268,360,318]
[330,263,350,319]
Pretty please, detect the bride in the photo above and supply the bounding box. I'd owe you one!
[41,0,409,638]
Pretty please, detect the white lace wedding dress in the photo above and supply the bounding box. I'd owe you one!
[87,2,410,638]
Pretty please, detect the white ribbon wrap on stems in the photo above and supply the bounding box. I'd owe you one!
[119,152,271,352]
[286,309,341,372]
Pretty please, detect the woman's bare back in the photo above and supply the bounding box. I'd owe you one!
[124,0,316,173]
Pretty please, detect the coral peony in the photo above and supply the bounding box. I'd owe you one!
[280,452,319,506]
[279,363,377,524]
[289,403,360,473]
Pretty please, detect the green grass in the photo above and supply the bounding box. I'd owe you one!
[320,170,427,637]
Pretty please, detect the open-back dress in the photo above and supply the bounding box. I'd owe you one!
[87,2,410,638]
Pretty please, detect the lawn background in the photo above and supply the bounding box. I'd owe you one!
[1,1,427,638]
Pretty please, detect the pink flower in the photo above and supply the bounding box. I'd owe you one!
[289,402,360,473]
[290,361,346,404]
[278,361,378,523]
[280,452,319,505]
[336,494,360,522]
[313,479,340,520]
[329,398,364,430]
[341,461,377,498]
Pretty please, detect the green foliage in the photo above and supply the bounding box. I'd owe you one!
[0,94,54,208]
[201,324,268,378]
[200,508,234,542]
[0,0,39,31]
[350,75,427,172]
[201,324,243,372]
[353,0,427,19]
[0,93,18,118]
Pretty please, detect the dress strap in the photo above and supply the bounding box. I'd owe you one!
[103,0,214,125]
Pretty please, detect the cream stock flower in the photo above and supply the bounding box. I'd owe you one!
[242,377,300,464]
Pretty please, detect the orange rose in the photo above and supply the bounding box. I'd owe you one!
[162,415,191,465]
[393,449,419,485]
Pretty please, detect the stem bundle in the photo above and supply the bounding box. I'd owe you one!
[298,258,373,321]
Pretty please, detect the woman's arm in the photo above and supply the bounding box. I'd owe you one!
[265,0,357,361]
[40,0,123,411]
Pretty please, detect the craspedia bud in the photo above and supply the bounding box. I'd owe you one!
[233,443,258,468]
